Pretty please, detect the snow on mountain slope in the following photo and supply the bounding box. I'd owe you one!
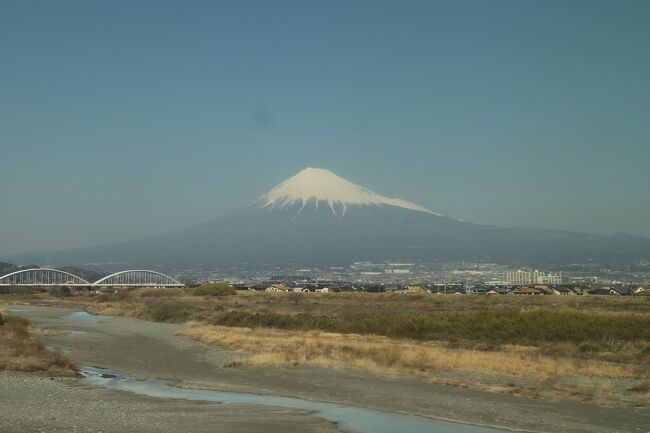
[257,167,438,217]
[6,166,650,267]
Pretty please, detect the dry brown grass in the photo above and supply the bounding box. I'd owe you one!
[178,324,649,403]
[11,288,650,324]
[0,314,77,376]
[179,325,635,379]
[139,288,187,298]
[20,288,650,317]
[229,291,650,316]
[4,290,650,403]
[628,382,650,393]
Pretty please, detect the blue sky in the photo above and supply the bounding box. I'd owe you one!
[1,0,649,255]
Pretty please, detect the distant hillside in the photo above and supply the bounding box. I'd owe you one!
[4,168,650,267]
[0,262,16,275]
[58,267,106,283]
[0,262,39,276]
[0,262,105,283]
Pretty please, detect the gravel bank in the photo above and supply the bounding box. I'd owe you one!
[4,304,650,433]
[0,372,337,433]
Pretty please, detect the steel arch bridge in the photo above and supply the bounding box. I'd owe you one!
[0,268,184,287]
[0,268,91,286]
[93,270,183,287]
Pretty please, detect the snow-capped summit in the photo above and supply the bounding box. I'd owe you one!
[257,167,437,216]
[10,165,650,267]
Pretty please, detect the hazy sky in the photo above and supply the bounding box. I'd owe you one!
[1,0,649,256]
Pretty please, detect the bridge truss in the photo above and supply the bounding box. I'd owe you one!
[0,268,91,286]
[93,270,183,287]
[0,268,183,288]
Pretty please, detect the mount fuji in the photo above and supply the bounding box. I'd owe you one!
[6,167,650,267]
[257,167,437,217]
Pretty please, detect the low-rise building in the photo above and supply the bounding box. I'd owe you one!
[512,287,543,295]
[406,285,427,293]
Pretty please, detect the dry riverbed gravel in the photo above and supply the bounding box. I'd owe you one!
[0,372,337,433]
[2,304,650,433]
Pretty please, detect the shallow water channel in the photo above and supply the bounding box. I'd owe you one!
[80,366,504,433]
[21,307,507,433]
[63,311,110,323]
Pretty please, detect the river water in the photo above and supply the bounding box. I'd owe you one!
[20,307,508,433]
[80,366,505,433]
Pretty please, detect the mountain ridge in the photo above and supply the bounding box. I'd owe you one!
[3,167,650,267]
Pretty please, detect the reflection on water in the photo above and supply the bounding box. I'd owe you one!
[66,330,87,336]
[81,367,504,433]
[63,312,109,323]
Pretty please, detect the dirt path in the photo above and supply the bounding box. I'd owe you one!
[4,304,650,433]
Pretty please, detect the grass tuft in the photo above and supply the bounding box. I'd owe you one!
[0,313,77,375]
[628,382,650,393]
[192,283,236,297]
[140,302,193,323]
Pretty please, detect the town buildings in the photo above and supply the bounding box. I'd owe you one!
[504,270,562,285]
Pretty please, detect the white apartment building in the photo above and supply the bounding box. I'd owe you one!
[385,269,410,274]
[504,270,562,285]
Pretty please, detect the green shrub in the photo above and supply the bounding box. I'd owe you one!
[48,286,71,297]
[193,283,236,297]
[140,288,183,298]
[209,309,650,345]
[144,303,192,323]
[579,342,601,353]
[212,311,340,331]
[2,315,30,337]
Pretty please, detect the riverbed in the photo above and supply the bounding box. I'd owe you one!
[3,304,649,433]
